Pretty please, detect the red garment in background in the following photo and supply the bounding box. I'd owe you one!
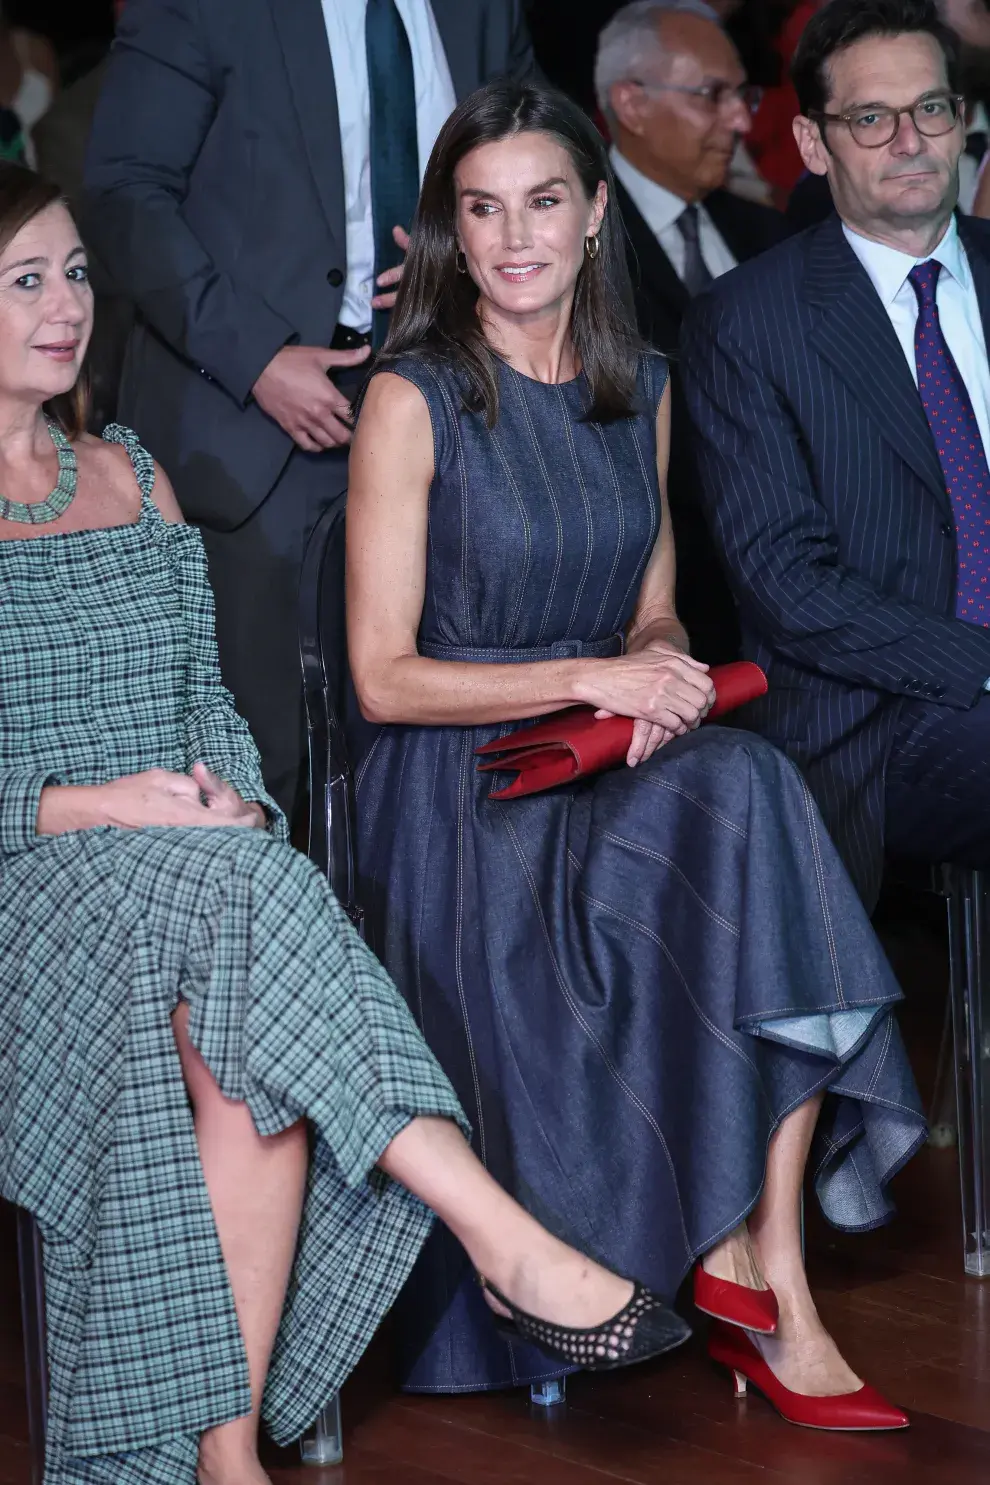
[745,0,818,197]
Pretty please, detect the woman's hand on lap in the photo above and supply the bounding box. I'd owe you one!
[576,647,715,742]
[38,769,264,834]
[191,763,266,827]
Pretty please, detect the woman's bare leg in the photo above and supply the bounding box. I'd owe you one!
[378,1116,634,1325]
[173,1004,307,1485]
[746,1093,862,1396]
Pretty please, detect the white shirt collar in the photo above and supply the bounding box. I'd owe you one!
[610,147,691,236]
[842,216,971,306]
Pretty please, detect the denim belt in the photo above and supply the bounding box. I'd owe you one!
[419,635,623,663]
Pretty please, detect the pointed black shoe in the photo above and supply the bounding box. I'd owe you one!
[480,1277,691,1371]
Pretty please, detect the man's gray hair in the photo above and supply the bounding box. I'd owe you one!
[594,0,721,121]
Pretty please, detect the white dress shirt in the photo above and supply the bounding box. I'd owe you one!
[842,218,990,465]
[610,147,737,283]
[322,0,456,331]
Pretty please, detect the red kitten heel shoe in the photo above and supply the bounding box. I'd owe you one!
[693,1264,779,1334]
[708,1322,910,1431]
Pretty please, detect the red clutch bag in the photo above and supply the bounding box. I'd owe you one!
[475,661,768,800]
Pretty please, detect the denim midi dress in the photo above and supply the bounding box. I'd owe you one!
[353,350,927,1394]
[0,429,466,1484]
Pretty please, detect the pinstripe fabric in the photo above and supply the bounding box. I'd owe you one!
[680,213,990,907]
[0,430,466,1484]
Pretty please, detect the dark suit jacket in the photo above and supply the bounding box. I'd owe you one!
[615,179,787,664]
[82,0,533,528]
[680,212,990,907]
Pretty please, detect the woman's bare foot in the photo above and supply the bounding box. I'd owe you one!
[746,1255,862,1397]
[701,1223,769,1291]
[481,1231,635,1329]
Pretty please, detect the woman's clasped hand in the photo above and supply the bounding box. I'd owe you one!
[37,763,266,835]
[577,641,716,767]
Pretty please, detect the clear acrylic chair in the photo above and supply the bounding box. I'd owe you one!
[941,865,990,1276]
[298,497,567,1444]
[14,1205,48,1485]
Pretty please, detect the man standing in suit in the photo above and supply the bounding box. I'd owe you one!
[83,0,533,817]
[595,0,787,661]
[681,0,990,908]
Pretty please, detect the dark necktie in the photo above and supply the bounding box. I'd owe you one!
[366,0,419,349]
[910,259,990,625]
[676,204,714,297]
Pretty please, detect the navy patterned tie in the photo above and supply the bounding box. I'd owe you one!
[676,204,714,298]
[910,259,990,625]
[366,0,419,349]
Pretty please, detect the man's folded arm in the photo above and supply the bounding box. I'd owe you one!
[81,0,295,407]
[680,294,990,708]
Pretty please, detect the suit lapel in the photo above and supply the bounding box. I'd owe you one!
[803,215,949,513]
[705,190,757,262]
[613,178,689,319]
[427,0,478,98]
[270,0,345,246]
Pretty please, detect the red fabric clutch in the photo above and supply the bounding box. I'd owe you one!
[475,661,768,800]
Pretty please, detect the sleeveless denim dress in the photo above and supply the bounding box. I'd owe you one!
[352,351,926,1393]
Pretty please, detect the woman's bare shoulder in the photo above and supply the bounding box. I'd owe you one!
[76,434,184,524]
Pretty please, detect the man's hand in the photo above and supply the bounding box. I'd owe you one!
[252,343,371,452]
[370,225,411,313]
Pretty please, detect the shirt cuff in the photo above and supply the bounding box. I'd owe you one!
[0,769,63,857]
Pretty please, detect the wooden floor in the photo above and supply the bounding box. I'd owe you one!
[3,889,988,1485]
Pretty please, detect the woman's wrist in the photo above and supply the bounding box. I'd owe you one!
[36,783,105,836]
[569,657,614,707]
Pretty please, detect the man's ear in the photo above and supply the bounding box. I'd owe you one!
[793,113,830,178]
[608,80,649,141]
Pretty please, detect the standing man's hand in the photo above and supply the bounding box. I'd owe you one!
[370,225,411,312]
[252,343,371,452]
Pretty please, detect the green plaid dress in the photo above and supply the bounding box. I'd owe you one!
[0,428,466,1485]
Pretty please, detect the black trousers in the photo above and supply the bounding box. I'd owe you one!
[199,442,348,818]
[885,693,990,869]
[198,357,370,818]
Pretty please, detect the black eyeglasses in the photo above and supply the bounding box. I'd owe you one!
[631,79,763,115]
[809,91,965,148]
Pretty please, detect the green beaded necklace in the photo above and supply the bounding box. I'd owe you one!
[0,416,77,525]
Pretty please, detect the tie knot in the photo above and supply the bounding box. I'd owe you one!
[908,259,941,309]
[677,204,701,246]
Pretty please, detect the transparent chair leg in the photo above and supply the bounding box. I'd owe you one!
[530,1377,567,1407]
[299,1394,343,1466]
[929,995,958,1148]
[16,1208,48,1485]
[944,866,990,1276]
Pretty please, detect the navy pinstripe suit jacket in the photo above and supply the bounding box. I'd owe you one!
[680,211,990,907]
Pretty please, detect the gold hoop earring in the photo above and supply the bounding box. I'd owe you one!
[456,250,468,274]
[585,235,600,261]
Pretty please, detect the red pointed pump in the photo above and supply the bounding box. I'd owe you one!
[708,1323,910,1432]
[693,1264,779,1334]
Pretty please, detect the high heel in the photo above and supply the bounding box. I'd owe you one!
[479,1276,691,1372]
[708,1322,909,1431]
[693,1263,778,1334]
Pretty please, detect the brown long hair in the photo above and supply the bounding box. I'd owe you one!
[379,81,643,427]
[0,163,90,438]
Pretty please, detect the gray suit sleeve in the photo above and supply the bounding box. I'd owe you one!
[81,0,295,407]
[681,292,990,709]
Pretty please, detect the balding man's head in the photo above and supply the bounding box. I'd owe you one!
[595,0,757,201]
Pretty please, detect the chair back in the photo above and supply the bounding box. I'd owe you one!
[299,492,362,929]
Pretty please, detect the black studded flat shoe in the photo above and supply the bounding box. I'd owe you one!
[479,1277,691,1371]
